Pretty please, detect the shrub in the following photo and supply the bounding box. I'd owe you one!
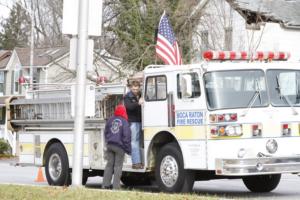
[0,139,10,154]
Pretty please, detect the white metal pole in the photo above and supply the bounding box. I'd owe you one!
[72,0,89,186]
[29,1,34,87]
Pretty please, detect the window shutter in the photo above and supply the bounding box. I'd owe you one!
[4,72,6,95]
[19,70,23,94]
[11,70,14,94]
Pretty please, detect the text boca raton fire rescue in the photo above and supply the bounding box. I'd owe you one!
[176,111,204,126]
[4,50,300,193]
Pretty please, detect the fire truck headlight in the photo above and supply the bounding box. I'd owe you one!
[225,126,235,136]
[225,125,243,136]
[210,125,243,137]
[266,139,278,154]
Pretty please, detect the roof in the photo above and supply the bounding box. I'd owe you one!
[15,47,69,67]
[226,0,300,29]
[94,49,122,72]
[0,50,12,69]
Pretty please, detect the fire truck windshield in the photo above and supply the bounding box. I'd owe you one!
[267,69,300,107]
[204,70,269,110]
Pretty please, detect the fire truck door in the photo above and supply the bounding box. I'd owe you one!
[143,76,168,127]
[175,71,204,124]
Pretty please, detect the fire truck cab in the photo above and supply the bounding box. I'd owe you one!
[142,51,300,192]
[9,51,300,193]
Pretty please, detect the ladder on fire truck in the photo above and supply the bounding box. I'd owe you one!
[8,83,127,136]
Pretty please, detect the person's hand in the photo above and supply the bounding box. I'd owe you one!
[138,97,144,105]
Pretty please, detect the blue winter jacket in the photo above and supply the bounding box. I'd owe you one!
[104,116,131,155]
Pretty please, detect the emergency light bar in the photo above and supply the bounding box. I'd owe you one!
[203,51,290,61]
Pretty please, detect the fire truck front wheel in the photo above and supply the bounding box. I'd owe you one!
[155,142,194,193]
[45,143,69,186]
[242,174,281,192]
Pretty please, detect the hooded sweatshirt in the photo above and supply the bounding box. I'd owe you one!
[124,91,142,122]
[104,105,131,154]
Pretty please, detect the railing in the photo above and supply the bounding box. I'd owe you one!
[21,83,73,99]
[3,128,16,155]
[21,83,73,91]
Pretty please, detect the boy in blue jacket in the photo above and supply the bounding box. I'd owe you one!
[102,104,131,190]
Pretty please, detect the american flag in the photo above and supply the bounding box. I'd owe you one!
[156,12,182,65]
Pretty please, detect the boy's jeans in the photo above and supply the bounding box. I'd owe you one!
[130,122,142,164]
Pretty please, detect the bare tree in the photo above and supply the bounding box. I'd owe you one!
[19,0,66,47]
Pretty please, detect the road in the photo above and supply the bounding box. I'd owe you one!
[0,159,299,199]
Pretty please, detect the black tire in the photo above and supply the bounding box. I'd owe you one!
[243,174,281,192]
[155,143,194,193]
[82,174,88,185]
[121,173,152,187]
[45,143,69,186]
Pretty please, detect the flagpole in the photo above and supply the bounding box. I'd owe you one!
[155,10,165,65]
[154,11,165,65]
[159,10,166,24]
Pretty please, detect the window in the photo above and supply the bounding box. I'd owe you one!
[177,72,201,99]
[224,27,233,50]
[0,107,5,125]
[267,70,300,107]
[14,70,20,94]
[204,70,268,110]
[0,71,5,95]
[201,30,209,51]
[145,76,167,101]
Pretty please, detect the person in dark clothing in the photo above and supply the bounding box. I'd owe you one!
[124,80,143,169]
[102,104,131,190]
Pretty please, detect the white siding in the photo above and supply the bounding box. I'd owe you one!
[244,23,300,62]
[41,55,121,84]
[193,0,244,61]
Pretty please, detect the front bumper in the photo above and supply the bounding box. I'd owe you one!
[215,156,300,176]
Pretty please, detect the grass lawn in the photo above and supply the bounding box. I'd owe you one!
[0,184,218,200]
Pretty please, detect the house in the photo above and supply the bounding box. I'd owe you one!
[0,47,124,96]
[0,50,13,144]
[0,50,12,96]
[41,48,124,85]
[14,47,69,94]
[193,0,300,62]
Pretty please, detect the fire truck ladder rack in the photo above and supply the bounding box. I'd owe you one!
[9,83,126,128]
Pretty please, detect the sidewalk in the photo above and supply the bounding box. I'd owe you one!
[0,156,18,165]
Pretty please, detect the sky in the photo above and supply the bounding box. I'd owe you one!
[0,0,12,19]
[0,0,13,31]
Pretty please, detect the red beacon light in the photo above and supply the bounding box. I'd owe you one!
[202,51,290,61]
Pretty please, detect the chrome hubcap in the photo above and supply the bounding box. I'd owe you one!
[49,153,62,181]
[160,155,178,187]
